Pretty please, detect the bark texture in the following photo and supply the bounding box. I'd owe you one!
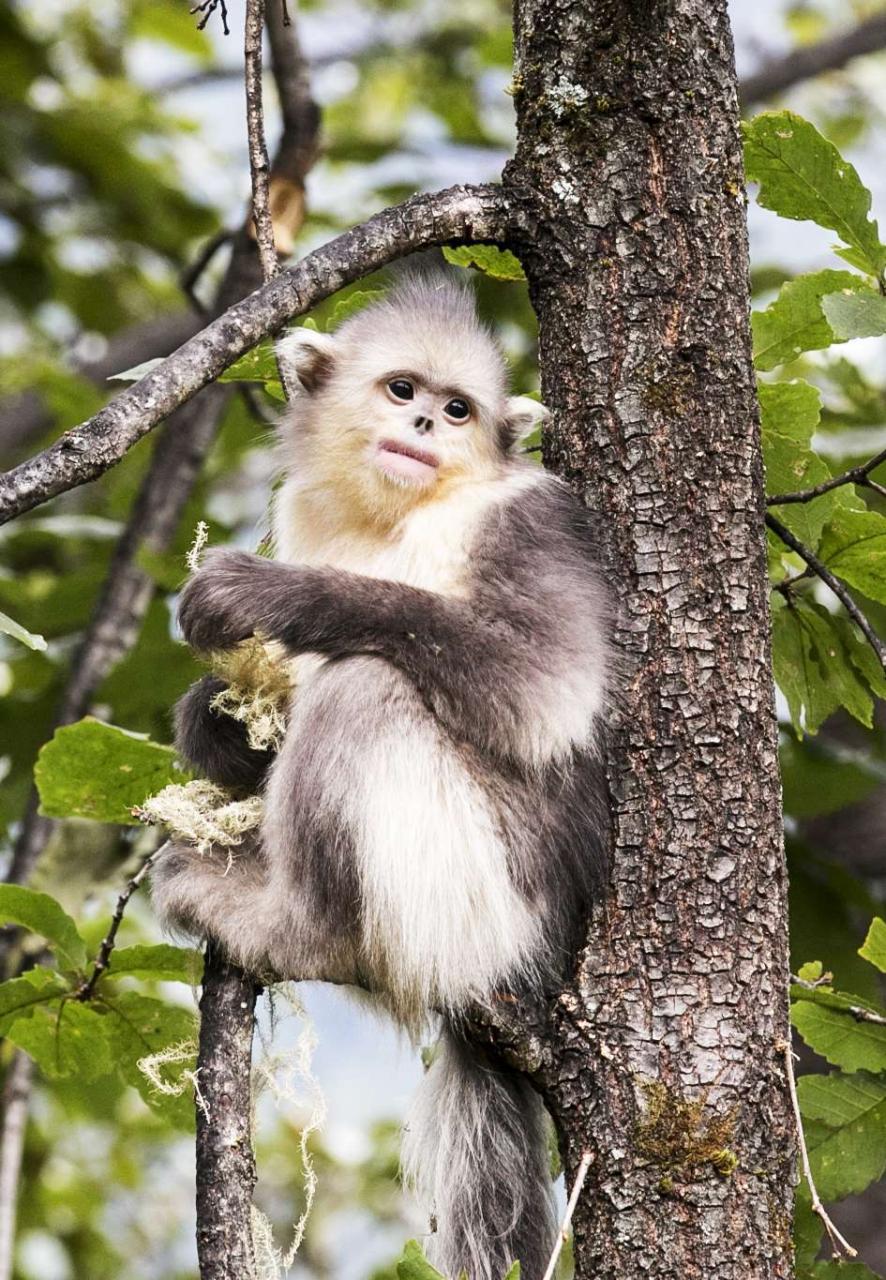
[196,946,260,1280]
[504,1,794,1275]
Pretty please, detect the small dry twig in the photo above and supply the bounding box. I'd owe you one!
[191,0,230,36]
[540,1149,593,1280]
[779,1038,857,1259]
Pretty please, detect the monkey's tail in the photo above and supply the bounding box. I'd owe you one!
[402,1020,557,1280]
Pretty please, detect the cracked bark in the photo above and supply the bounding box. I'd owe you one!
[504,0,793,1275]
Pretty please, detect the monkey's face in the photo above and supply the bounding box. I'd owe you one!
[276,285,547,520]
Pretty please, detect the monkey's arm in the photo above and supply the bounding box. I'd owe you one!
[175,674,276,791]
[178,539,604,762]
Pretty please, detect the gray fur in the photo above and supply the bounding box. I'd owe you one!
[151,277,612,1280]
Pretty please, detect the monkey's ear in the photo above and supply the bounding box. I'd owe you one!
[499,395,550,452]
[277,328,337,394]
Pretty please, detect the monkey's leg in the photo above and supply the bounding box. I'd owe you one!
[175,674,276,791]
[151,838,358,984]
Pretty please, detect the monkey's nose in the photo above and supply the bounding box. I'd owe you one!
[413,415,433,435]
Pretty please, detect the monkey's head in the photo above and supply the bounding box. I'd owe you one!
[277,274,547,519]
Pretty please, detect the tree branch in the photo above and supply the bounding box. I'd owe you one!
[196,946,260,1280]
[0,184,508,527]
[0,1052,33,1280]
[767,443,886,507]
[245,0,279,283]
[741,12,886,109]
[766,512,886,676]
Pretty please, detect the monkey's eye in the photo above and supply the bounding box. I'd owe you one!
[443,397,471,423]
[386,378,415,403]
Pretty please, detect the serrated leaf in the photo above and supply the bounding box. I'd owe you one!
[798,961,824,983]
[329,289,385,329]
[763,428,833,545]
[771,597,874,735]
[6,1000,115,1082]
[103,943,203,985]
[791,1002,886,1072]
[442,245,526,281]
[822,289,886,340]
[743,111,886,277]
[819,506,886,606]
[794,1193,824,1271]
[859,918,886,974]
[752,270,867,370]
[798,1071,886,1200]
[0,967,70,1035]
[397,1240,447,1280]
[107,357,164,383]
[35,717,191,825]
[0,608,47,651]
[0,886,87,970]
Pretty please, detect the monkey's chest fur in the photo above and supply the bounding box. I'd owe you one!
[265,473,545,1019]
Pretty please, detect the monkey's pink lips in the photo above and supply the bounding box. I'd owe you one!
[376,438,440,484]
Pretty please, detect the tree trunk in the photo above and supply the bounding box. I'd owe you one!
[505,1,794,1276]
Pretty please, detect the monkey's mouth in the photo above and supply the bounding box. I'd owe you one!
[375,438,440,485]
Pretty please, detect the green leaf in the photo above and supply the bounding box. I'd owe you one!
[107,357,164,383]
[100,990,199,1129]
[7,1000,115,1082]
[794,1193,824,1270]
[758,380,822,442]
[763,430,833,546]
[804,1263,883,1280]
[798,1072,886,1200]
[35,717,191,825]
[771,597,874,735]
[329,289,385,329]
[791,1002,886,1072]
[0,886,87,970]
[217,341,279,387]
[798,961,824,983]
[502,1264,521,1280]
[0,967,70,1035]
[819,506,886,606]
[752,270,867,370]
[103,944,203,985]
[442,245,526,281]
[396,1240,447,1280]
[822,289,886,340]
[859,918,886,974]
[743,111,886,277]
[0,608,47,651]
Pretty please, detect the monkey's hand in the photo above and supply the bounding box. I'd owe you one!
[178,549,276,653]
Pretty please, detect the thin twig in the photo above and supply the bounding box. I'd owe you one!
[778,1039,857,1259]
[191,0,230,36]
[741,12,886,108]
[767,444,886,507]
[245,0,280,284]
[766,512,886,677]
[540,1149,592,1280]
[791,974,886,1026]
[180,229,236,315]
[0,1052,34,1280]
[75,851,159,1002]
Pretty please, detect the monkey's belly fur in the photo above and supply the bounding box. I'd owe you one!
[154,655,546,1019]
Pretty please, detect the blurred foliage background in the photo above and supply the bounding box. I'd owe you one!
[1,1,886,1278]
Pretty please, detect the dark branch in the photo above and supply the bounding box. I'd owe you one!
[0,184,509,526]
[767,444,886,507]
[75,851,159,1002]
[245,0,279,283]
[766,512,886,676]
[196,945,260,1280]
[741,12,886,108]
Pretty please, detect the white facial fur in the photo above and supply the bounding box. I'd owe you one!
[276,277,548,527]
